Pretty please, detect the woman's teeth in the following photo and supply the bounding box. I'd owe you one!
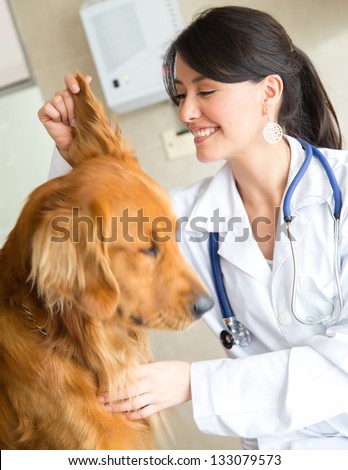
[192,127,219,138]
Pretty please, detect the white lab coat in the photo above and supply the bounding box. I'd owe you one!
[49,136,348,449]
[171,136,348,449]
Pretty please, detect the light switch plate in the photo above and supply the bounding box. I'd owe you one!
[161,128,196,160]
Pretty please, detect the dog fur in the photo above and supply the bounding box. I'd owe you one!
[0,74,212,449]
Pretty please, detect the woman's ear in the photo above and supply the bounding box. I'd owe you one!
[261,74,284,118]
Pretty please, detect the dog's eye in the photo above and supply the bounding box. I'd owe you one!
[139,244,159,258]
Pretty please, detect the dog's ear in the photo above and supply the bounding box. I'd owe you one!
[69,72,139,171]
[30,206,119,321]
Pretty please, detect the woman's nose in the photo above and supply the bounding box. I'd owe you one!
[178,97,201,124]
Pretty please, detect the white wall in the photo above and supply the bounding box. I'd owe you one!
[0,85,52,245]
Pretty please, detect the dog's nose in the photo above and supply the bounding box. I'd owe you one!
[192,294,214,318]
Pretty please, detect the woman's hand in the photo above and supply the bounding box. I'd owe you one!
[99,361,192,419]
[37,73,92,165]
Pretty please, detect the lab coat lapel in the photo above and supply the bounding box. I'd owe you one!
[272,213,309,275]
[218,229,273,286]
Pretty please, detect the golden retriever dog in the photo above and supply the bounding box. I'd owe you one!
[0,74,213,449]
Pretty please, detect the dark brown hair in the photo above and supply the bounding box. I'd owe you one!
[163,6,342,149]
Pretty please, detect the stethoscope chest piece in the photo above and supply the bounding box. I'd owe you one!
[219,318,251,349]
[209,232,252,349]
[220,330,234,349]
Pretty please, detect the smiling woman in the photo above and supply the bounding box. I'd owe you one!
[173,56,270,162]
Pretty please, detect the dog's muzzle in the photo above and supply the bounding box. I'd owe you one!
[191,295,214,318]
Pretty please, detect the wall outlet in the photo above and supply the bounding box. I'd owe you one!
[161,128,196,160]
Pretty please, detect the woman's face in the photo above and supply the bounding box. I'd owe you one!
[174,55,266,163]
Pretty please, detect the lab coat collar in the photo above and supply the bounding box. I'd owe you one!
[186,162,240,233]
[185,136,334,285]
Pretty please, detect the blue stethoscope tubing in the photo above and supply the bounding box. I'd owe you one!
[283,138,342,221]
[209,138,343,348]
[285,138,343,325]
[209,232,251,347]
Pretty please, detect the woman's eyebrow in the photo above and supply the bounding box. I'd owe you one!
[174,75,206,85]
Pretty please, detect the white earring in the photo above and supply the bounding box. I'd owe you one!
[263,115,283,144]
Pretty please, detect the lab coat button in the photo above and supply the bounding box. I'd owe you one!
[278,312,292,326]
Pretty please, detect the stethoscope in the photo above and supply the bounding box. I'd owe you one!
[209,138,343,350]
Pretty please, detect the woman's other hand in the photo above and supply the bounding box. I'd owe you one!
[99,361,192,419]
